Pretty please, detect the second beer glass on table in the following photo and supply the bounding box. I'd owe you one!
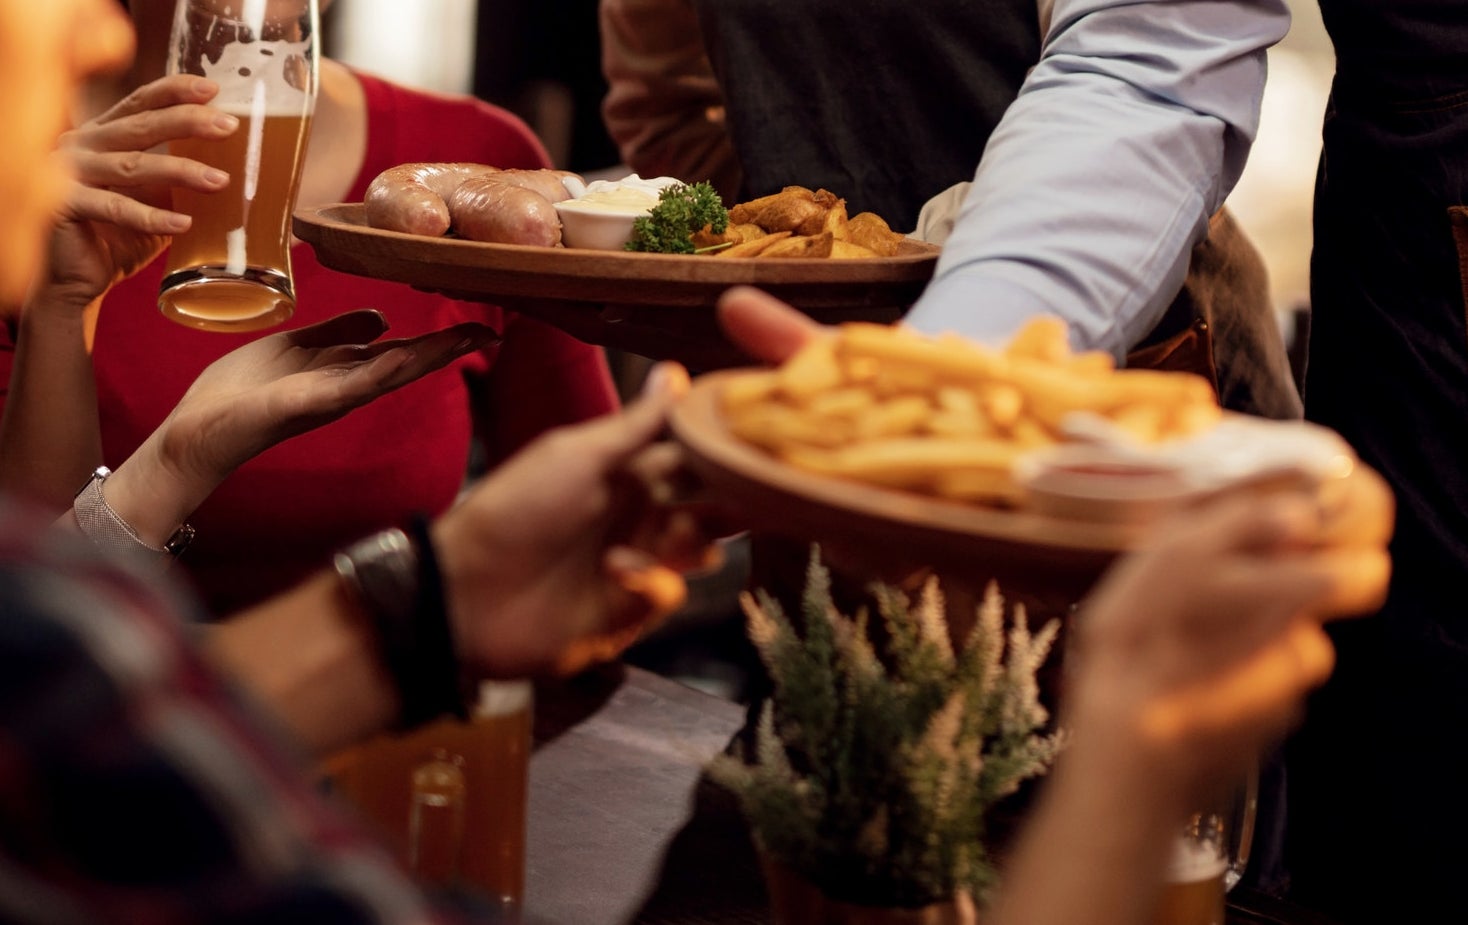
[1152,772,1257,925]
[1152,813,1230,925]
[160,0,319,332]
[327,680,533,911]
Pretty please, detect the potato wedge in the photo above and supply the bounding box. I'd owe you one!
[822,199,850,235]
[842,211,904,257]
[830,239,879,259]
[760,231,834,259]
[730,223,767,243]
[691,222,770,251]
[717,230,794,257]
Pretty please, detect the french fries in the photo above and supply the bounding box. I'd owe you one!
[715,186,907,259]
[721,319,1222,505]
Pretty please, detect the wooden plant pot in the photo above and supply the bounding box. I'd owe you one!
[760,857,979,925]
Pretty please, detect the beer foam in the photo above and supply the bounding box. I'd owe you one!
[1165,838,1228,883]
[200,40,317,115]
[474,680,532,718]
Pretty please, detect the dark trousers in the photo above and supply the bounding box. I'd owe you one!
[1287,4,1468,918]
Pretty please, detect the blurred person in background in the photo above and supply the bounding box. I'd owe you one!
[601,0,1301,421]
[695,0,1468,901]
[1283,2,1468,921]
[0,0,718,922]
[0,0,620,618]
[604,0,1306,893]
[473,0,621,172]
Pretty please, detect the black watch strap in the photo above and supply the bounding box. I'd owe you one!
[334,517,469,728]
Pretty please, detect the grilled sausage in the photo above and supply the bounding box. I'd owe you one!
[364,164,584,245]
[449,176,563,247]
[481,168,579,205]
[364,162,499,236]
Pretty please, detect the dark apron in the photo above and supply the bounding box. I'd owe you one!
[688,0,1300,419]
[1285,3,1468,920]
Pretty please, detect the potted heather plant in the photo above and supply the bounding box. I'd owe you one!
[709,551,1062,924]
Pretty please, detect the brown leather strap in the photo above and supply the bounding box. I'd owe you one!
[1126,316,1219,385]
[1126,207,1301,420]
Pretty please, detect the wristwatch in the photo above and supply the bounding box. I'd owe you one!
[334,519,469,727]
[72,466,196,567]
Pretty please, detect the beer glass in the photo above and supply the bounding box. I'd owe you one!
[328,680,533,910]
[1151,772,1258,925]
[1152,812,1229,925]
[409,749,467,886]
[436,680,532,909]
[159,0,319,332]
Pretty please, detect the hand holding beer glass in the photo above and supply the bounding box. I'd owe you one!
[1000,469,1393,925]
[160,0,319,332]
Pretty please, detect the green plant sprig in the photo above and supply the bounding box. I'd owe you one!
[625,181,730,254]
[709,548,1064,910]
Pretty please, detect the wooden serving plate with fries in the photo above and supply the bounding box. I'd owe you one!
[293,203,940,368]
[672,370,1146,596]
[673,314,1397,603]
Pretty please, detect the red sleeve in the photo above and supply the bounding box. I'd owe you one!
[348,71,621,463]
[348,71,554,204]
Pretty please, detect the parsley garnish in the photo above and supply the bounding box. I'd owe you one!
[625,181,730,254]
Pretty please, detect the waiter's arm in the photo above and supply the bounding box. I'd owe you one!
[905,0,1290,361]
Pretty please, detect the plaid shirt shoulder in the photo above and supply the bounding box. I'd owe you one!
[0,502,442,924]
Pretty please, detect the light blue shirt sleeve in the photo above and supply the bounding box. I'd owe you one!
[902,0,1290,361]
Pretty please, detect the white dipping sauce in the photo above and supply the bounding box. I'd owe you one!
[568,186,659,212]
[564,174,682,215]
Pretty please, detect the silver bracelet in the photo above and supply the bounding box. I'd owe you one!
[72,466,195,569]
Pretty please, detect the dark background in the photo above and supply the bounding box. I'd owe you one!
[321,0,619,172]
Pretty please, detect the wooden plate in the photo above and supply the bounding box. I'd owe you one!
[292,203,941,368]
[671,370,1142,598]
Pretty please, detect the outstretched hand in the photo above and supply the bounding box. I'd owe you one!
[438,362,722,679]
[39,75,236,312]
[160,310,498,486]
[106,310,497,547]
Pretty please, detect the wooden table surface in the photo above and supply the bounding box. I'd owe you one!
[519,665,1337,925]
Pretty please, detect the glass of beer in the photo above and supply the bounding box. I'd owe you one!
[408,748,468,886]
[1152,812,1229,925]
[326,680,533,911]
[159,0,319,332]
[1152,769,1256,925]
[1222,765,1258,892]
